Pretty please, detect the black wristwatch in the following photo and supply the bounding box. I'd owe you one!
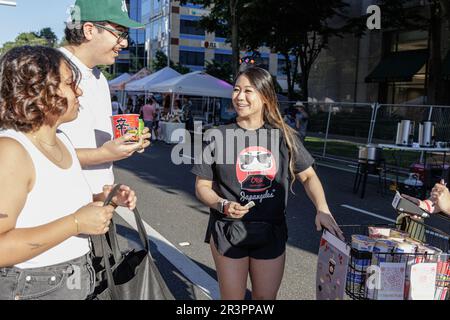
[218,199,230,214]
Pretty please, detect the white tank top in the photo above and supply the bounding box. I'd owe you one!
[0,129,92,269]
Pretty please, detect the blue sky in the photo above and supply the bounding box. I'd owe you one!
[0,0,75,46]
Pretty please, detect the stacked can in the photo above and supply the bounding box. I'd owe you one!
[415,245,442,263]
[435,257,450,300]
[368,227,391,239]
[372,239,397,265]
[348,235,376,296]
[393,242,418,299]
[366,239,397,299]
[390,229,410,239]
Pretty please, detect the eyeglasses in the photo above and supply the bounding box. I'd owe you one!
[93,23,129,43]
[239,152,272,166]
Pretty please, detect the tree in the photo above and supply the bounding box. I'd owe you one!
[239,0,365,101]
[38,27,58,47]
[205,60,233,83]
[0,32,47,55]
[98,65,114,81]
[179,0,253,78]
[151,50,191,74]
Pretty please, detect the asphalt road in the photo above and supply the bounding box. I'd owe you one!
[111,140,450,300]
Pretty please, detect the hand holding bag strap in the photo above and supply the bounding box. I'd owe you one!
[100,184,152,299]
[103,184,150,254]
[103,184,123,262]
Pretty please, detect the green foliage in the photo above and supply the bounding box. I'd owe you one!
[151,50,190,74]
[239,0,366,100]
[0,33,47,55]
[205,60,233,83]
[98,65,115,81]
[37,28,58,47]
[0,27,59,55]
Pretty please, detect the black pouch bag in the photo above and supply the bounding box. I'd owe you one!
[89,184,174,300]
[224,220,275,248]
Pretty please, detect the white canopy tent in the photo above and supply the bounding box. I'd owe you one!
[125,67,181,92]
[108,73,131,89]
[145,71,233,99]
[145,71,233,127]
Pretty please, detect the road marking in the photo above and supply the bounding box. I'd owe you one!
[183,155,194,160]
[115,207,219,300]
[317,162,395,181]
[341,204,396,223]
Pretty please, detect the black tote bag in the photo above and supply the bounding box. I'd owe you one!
[89,184,174,300]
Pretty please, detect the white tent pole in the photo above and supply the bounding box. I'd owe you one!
[121,90,127,111]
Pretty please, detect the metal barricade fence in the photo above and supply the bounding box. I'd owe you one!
[281,101,374,160]
[371,104,450,145]
[282,101,450,165]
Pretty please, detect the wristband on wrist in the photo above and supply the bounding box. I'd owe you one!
[218,199,230,215]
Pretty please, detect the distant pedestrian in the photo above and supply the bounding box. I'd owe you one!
[111,95,121,115]
[294,101,309,143]
[140,97,157,131]
[283,108,296,129]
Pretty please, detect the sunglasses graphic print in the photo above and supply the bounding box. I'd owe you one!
[236,146,278,193]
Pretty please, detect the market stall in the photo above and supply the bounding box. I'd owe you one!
[145,71,234,142]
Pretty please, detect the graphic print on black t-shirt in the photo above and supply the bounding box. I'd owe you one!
[236,146,278,193]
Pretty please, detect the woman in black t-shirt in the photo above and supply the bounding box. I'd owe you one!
[192,67,343,300]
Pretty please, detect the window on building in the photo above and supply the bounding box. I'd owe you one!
[390,30,428,52]
[383,30,428,104]
[152,0,161,13]
[151,19,162,41]
[215,53,232,65]
[180,19,205,36]
[180,50,205,66]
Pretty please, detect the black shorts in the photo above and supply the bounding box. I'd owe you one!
[205,218,288,260]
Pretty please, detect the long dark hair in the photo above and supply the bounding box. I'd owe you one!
[235,67,301,191]
[0,45,81,132]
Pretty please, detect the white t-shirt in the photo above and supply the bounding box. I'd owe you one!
[59,47,114,194]
[0,129,92,269]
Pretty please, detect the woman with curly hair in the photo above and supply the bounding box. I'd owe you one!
[0,46,137,300]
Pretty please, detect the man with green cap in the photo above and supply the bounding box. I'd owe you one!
[59,0,151,195]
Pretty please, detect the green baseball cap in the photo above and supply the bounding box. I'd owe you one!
[71,0,144,29]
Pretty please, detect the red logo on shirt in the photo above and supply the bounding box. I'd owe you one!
[236,146,277,192]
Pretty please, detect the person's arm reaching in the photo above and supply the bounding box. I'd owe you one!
[431,180,450,215]
[297,166,344,240]
[76,129,151,167]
